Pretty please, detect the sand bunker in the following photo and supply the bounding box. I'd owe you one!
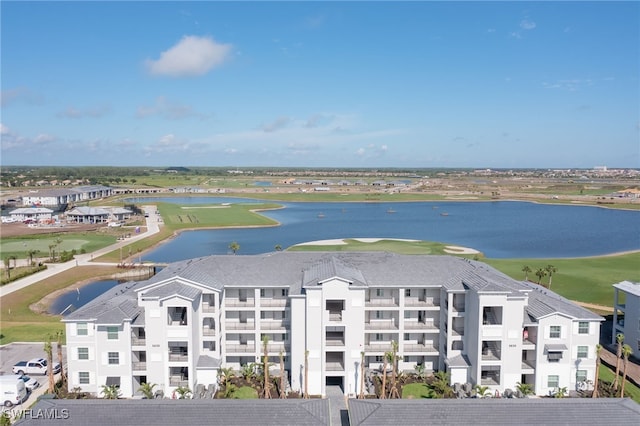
[443,245,480,254]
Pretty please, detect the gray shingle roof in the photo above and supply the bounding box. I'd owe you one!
[348,398,640,426]
[142,281,202,301]
[196,355,221,369]
[521,280,603,321]
[613,280,640,297]
[303,256,367,287]
[15,398,330,426]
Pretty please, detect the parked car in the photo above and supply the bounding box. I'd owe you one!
[13,358,61,376]
[19,375,40,392]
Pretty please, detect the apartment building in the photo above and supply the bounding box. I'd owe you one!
[63,252,602,398]
[613,281,640,351]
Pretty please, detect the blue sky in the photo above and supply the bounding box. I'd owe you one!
[1,1,638,168]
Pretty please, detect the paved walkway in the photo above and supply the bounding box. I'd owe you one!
[326,385,349,426]
[0,206,160,298]
[600,346,640,388]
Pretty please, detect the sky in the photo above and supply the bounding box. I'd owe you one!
[1,1,639,169]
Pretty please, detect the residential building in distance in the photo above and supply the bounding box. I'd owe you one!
[63,252,602,398]
[612,280,640,351]
[20,185,113,209]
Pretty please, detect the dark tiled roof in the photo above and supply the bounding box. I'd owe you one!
[15,399,330,426]
[348,398,640,426]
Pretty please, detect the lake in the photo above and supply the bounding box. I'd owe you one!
[131,197,640,261]
[49,279,121,315]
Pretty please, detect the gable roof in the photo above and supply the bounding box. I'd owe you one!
[521,280,603,321]
[348,398,640,426]
[15,399,330,426]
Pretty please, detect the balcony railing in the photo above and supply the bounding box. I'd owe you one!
[326,339,345,346]
[132,362,147,371]
[480,375,500,386]
[202,304,215,313]
[325,362,344,371]
[365,298,398,307]
[403,343,438,353]
[328,311,342,322]
[452,303,465,313]
[225,299,255,307]
[226,344,256,353]
[260,321,290,330]
[225,322,256,330]
[131,337,146,346]
[404,321,438,330]
[364,343,391,352]
[169,377,189,387]
[521,359,535,370]
[365,320,398,330]
[405,298,440,307]
[266,343,290,353]
[169,353,188,362]
[260,299,287,307]
[203,328,216,336]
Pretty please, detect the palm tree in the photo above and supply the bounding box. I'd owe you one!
[388,340,400,399]
[521,265,531,281]
[44,335,55,393]
[3,257,11,280]
[592,344,602,398]
[429,371,452,398]
[175,386,191,399]
[414,363,426,382]
[304,350,309,399]
[218,367,235,389]
[56,331,66,387]
[620,344,633,397]
[359,351,365,399]
[554,387,568,398]
[138,382,157,399]
[474,384,490,398]
[48,244,57,262]
[101,384,121,399]
[27,249,39,266]
[380,352,388,399]
[261,335,271,398]
[515,382,534,397]
[229,241,240,255]
[545,265,557,289]
[279,351,286,398]
[240,363,257,381]
[9,255,17,270]
[613,333,624,391]
[535,268,547,284]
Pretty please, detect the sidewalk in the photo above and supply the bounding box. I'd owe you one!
[0,206,160,298]
[600,346,640,388]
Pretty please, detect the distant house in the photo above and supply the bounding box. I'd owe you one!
[612,281,640,351]
[66,206,133,224]
[21,185,113,208]
[8,207,54,222]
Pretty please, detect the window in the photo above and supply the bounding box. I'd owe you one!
[107,326,118,340]
[281,289,288,297]
[547,351,563,362]
[576,370,587,382]
[375,311,383,319]
[374,356,383,362]
[376,289,383,297]
[547,375,559,388]
[78,348,89,360]
[260,289,266,297]
[577,346,588,359]
[108,352,119,365]
[405,289,411,297]
[78,372,90,384]
[77,323,88,336]
[404,333,410,341]
[550,326,561,338]
[578,322,589,334]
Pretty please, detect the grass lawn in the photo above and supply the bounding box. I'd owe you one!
[231,386,258,399]
[0,265,120,345]
[0,232,119,260]
[157,201,281,230]
[401,383,433,399]
[483,253,640,306]
[599,365,640,403]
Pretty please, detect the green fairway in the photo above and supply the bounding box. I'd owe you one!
[0,233,119,260]
[158,201,282,230]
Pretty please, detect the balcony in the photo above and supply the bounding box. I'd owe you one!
[260,321,289,330]
[169,352,188,362]
[226,343,256,353]
[452,303,465,313]
[260,298,287,308]
[365,320,398,330]
[225,299,255,308]
[132,362,147,371]
[405,297,440,308]
[364,343,391,352]
[403,343,438,353]
[326,362,344,371]
[266,343,289,353]
[481,342,501,361]
[404,320,438,330]
[328,311,343,322]
[169,377,189,387]
[131,336,146,346]
[365,298,398,307]
[203,327,216,336]
[202,303,215,313]
[225,321,256,330]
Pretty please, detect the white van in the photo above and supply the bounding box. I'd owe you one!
[0,375,28,407]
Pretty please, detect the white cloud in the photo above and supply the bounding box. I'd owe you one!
[57,104,111,119]
[0,123,9,135]
[146,35,232,77]
[136,96,205,120]
[520,19,536,30]
[0,87,42,107]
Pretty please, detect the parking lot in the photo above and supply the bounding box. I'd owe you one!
[0,343,65,411]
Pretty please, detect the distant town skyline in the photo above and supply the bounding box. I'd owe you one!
[1,1,638,168]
